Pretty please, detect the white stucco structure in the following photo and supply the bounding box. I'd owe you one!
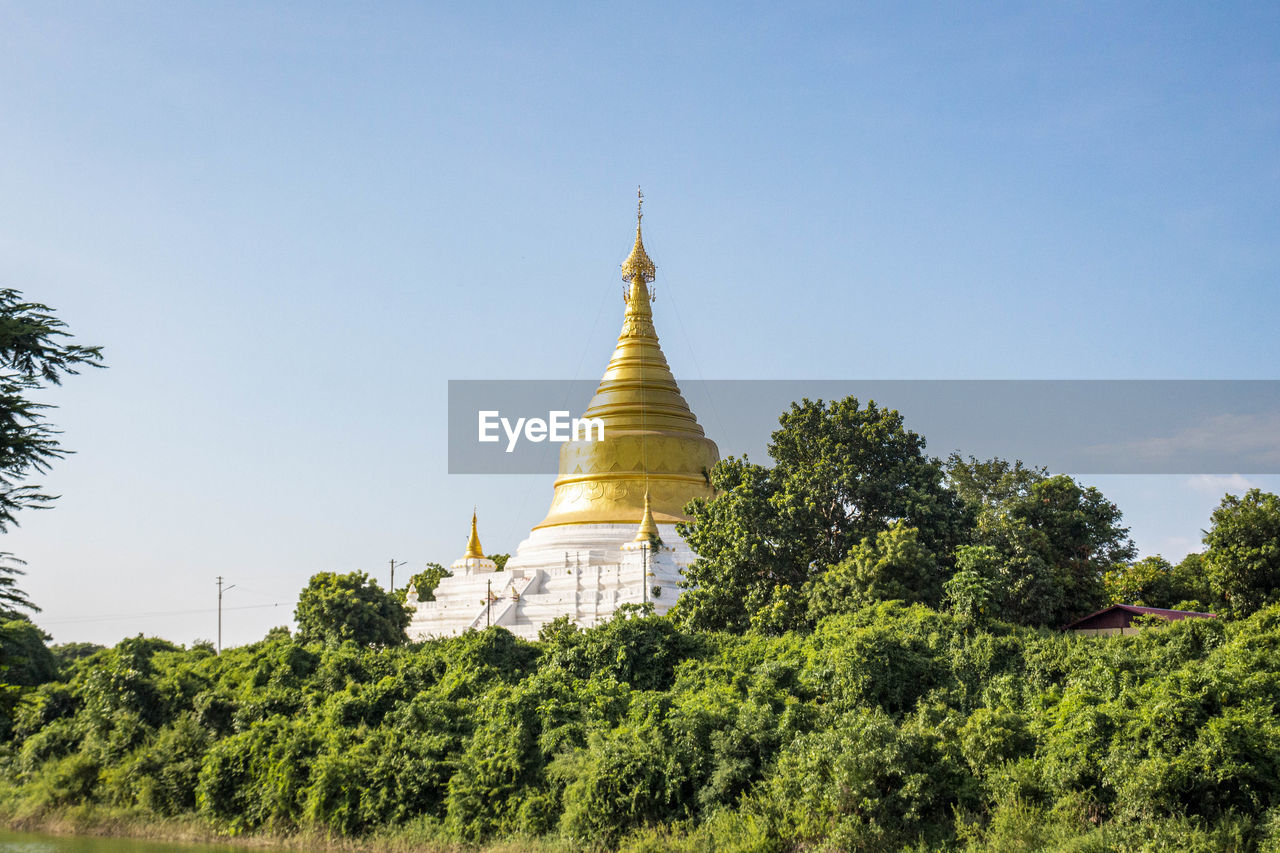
[407,522,686,641]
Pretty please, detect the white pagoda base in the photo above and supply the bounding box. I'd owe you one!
[406,522,689,641]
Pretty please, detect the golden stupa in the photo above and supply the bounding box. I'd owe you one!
[463,508,484,559]
[534,191,720,529]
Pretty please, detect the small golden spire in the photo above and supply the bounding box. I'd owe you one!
[632,490,660,544]
[622,186,656,284]
[465,508,484,559]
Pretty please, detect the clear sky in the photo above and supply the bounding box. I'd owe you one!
[2,2,1278,647]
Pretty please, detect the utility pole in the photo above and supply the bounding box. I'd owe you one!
[216,576,236,654]
[641,543,648,605]
[389,558,406,591]
[486,579,492,628]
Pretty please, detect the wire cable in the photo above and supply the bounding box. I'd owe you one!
[40,602,290,626]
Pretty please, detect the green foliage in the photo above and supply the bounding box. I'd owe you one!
[947,456,1136,627]
[3,605,1280,848]
[1104,554,1176,607]
[807,521,943,620]
[49,641,105,671]
[1,617,57,687]
[196,714,319,830]
[403,562,451,602]
[1205,489,1280,618]
[1101,552,1219,615]
[751,705,971,851]
[1170,551,1217,611]
[0,553,38,619]
[105,714,209,814]
[556,709,692,846]
[6,454,1280,852]
[294,571,410,646]
[0,288,104,538]
[944,546,1001,623]
[675,397,970,633]
[539,605,696,692]
[445,685,544,841]
[676,430,1136,636]
[946,455,1048,512]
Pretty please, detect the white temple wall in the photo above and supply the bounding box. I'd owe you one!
[406,521,690,641]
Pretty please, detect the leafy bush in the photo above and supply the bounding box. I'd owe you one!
[3,602,1280,849]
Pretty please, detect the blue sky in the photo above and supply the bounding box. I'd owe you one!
[2,2,1278,646]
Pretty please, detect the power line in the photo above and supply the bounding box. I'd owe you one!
[40,602,290,626]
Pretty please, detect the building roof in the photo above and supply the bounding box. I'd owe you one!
[1063,603,1217,631]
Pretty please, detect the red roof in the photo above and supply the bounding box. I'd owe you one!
[1063,604,1217,631]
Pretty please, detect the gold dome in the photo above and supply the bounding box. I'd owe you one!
[534,194,719,529]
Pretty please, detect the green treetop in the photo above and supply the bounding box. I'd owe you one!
[294,571,410,646]
[673,397,971,633]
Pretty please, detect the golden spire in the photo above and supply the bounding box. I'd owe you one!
[533,195,719,530]
[464,508,484,559]
[621,187,656,285]
[632,490,660,543]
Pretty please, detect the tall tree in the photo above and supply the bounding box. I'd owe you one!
[1204,489,1280,618]
[945,454,1047,512]
[0,288,104,533]
[946,456,1136,626]
[0,289,103,616]
[674,397,971,633]
[295,571,410,646]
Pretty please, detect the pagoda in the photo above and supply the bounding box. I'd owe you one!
[407,193,719,639]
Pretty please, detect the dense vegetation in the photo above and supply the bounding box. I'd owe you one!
[3,396,1280,851]
[2,604,1280,852]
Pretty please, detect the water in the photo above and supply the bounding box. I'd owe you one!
[0,832,241,853]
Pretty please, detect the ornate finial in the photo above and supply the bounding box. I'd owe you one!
[622,188,656,284]
[632,489,661,544]
[465,509,484,559]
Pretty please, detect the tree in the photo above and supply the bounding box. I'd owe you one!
[0,290,102,615]
[946,456,1135,626]
[0,288,104,533]
[942,545,1000,623]
[946,454,1048,512]
[1168,552,1216,611]
[403,563,452,602]
[49,640,105,671]
[0,552,37,618]
[489,553,511,572]
[1204,489,1280,618]
[807,522,942,622]
[673,398,971,633]
[1103,556,1176,607]
[1101,554,1215,612]
[0,617,57,686]
[294,571,410,646]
